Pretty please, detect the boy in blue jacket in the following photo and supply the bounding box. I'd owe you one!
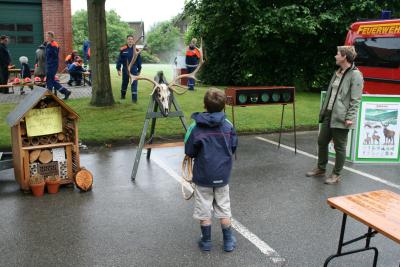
[184,88,238,252]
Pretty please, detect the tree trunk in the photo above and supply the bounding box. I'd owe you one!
[87,0,115,106]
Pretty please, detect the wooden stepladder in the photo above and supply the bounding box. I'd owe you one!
[131,94,188,180]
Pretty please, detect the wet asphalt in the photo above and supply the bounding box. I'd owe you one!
[0,131,399,267]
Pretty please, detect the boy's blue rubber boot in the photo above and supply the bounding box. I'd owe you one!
[199,225,212,251]
[222,226,236,252]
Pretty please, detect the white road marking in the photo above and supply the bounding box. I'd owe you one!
[151,156,286,265]
[256,136,400,190]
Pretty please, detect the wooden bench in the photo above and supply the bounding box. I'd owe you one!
[143,142,183,149]
[325,190,400,267]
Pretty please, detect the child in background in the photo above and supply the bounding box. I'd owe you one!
[19,56,32,95]
[184,88,238,252]
[68,58,89,86]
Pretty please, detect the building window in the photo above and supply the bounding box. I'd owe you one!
[17,24,33,32]
[354,37,400,68]
[17,36,34,44]
[0,24,15,31]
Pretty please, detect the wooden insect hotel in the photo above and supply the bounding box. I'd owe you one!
[6,87,80,191]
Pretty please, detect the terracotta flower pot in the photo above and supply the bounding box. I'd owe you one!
[30,182,45,197]
[46,179,61,194]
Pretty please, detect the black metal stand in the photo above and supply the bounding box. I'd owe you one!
[277,103,297,153]
[230,102,297,153]
[324,213,379,267]
[131,94,188,180]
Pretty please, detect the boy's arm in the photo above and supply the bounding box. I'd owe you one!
[231,127,238,154]
[184,122,199,158]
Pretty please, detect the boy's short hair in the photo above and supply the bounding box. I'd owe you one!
[126,34,134,39]
[19,56,28,64]
[204,88,226,113]
[337,46,357,64]
[47,31,55,38]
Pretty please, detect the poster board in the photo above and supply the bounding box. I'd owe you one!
[25,107,63,137]
[355,95,400,163]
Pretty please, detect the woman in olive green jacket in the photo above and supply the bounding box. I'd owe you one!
[306,46,364,184]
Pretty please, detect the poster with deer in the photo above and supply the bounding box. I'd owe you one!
[357,100,400,161]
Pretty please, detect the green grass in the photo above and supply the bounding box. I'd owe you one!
[0,64,320,149]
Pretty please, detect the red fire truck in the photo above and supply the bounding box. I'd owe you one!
[345,18,400,94]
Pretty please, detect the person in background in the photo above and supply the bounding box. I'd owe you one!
[83,40,90,66]
[68,58,90,86]
[0,35,11,94]
[116,35,142,102]
[45,31,71,100]
[185,38,201,91]
[306,46,363,184]
[65,50,78,68]
[34,43,46,80]
[19,56,33,95]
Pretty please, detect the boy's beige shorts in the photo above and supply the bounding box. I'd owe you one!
[193,184,231,220]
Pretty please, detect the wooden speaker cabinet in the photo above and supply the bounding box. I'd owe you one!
[225,86,295,106]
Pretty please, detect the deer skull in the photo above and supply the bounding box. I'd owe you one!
[153,84,171,117]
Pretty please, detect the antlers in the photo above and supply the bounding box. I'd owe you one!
[127,35,145,79]
[380,120,389,128]
[129,75,162,96]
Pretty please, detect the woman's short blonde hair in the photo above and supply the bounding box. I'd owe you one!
[337,46,357,64]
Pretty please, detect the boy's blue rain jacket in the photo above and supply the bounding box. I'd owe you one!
[184,112,238,187]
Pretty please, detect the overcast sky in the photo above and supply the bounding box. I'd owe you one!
[71,0,186,32]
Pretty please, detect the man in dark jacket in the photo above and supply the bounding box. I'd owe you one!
[116,35,142,102]
[0,35,11,94]
[185,38,200,91]
[45,31,71,100]
[185,88,238,252]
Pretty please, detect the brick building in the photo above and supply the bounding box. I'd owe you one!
[0,0,72,71]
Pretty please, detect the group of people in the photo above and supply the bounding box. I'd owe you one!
[0,32,92,99]
[1,31,201,101]
[183,45,363,252]
[0,36,35,95]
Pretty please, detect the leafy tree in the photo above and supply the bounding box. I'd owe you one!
[146,21,181,62]
[141,50,160,63]
[72,9,133,61]
[185,0,400,91]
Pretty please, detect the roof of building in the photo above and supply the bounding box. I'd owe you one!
[6,87,79,127]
